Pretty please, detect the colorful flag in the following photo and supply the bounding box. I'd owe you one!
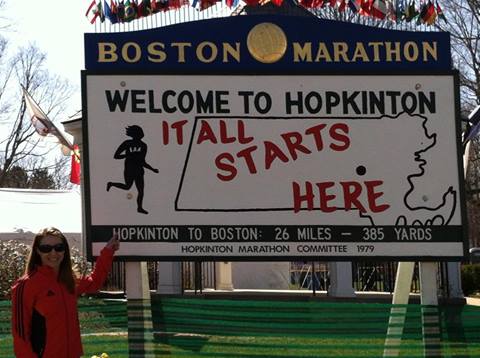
[169,0,189,8]
[153,0,169,11]
[85,0,100,23]
[255,0,282,4]
[124,0,137,21]
[371,0,387,19]
[386,0,396,21]
[137,0,152,17]
[151,0,159,11]
[22,86,74,151]
[348,0,361,13]
[405,1,418,22]
[70,145,81,185]
[111,0,118,13]
[436,1,446,22]
[395,0,405,21]
[104,0,119,23]
[419,2,427,23]
[360,0,372,15]
[199,0,217,9]
[423,2,436,24]
[117,0,126,20]
[98,1,105,22]
[299,0,314,7]
[145,0,153,14]
[131,0,139,17]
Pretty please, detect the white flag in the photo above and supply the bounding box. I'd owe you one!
[22,85,74,151]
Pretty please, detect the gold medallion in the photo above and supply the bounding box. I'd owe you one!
[247,23,287,64]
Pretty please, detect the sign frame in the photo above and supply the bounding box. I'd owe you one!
[81,70,467,262]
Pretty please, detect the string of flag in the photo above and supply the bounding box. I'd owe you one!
[86,0,446,25]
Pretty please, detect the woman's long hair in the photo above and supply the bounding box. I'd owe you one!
[25,227,76,294]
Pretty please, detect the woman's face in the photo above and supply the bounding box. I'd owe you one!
[37,235,65,272]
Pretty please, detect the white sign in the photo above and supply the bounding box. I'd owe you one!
[84,74,465,260]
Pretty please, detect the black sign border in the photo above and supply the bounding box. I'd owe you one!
[81,70,468,262]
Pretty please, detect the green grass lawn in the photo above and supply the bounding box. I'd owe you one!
[1,297,480,357]
[2,333,480,358]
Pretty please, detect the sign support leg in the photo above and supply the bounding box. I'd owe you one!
[419,262,441,357]
[216,262,234,290]
[383,261,415,357]
[156,262,182,294]
[328,262,355,297]
[126,262,154,357]
[447,262,464,299]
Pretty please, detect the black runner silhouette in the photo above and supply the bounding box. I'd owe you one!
[107,125,158,214]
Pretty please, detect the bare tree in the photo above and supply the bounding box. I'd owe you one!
[436,0,480,110]
[0,44,74,188]
[305,0,478,110]
[50,155,73,189]
[433,0,480,247]
[465,137,480,247]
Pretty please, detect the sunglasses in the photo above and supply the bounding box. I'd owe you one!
[38,243,66,253]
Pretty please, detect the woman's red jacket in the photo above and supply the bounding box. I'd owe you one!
[11,247,114,358]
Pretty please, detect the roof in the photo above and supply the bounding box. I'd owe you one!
[0,188,82,234]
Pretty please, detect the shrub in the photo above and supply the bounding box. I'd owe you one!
[0,240,30,298]
[0,240,92,299]
[71,246,93,278]
[461,264,480,296]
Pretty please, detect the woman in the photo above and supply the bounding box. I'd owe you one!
[11,227,120,357]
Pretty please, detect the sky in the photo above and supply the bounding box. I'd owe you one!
[0,1,230,142]
[5,1,92,118]
[1,2,226,122]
